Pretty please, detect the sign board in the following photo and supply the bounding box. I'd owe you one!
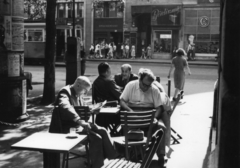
[94,18,123,32]
[160,34,172,39]
[151,5,181,26]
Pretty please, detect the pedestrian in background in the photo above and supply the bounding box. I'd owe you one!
[146,44,152,59]
[125,44,129,59]
[131,45,136,59]
[141,47,146,59]
[120,43,124,58]
[89,44,94,59]
[113,42,117,59]
[168,48,191,101]
[108,43,113,59]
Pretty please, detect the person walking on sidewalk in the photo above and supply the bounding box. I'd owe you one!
[131,45,136,59]
[146,44,152,59]
[141,47,146,59]
[168,48,191,101]
[125,44,129,59]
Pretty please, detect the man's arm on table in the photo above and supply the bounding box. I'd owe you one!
[58,92,91,130]
[120,98,133,112]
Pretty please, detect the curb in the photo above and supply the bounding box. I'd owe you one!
[55,59,218,67]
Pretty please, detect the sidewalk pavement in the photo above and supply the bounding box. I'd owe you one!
[0,92,214,168]
[55,58,218,67]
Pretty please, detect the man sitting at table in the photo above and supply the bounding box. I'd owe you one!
[114,64,138,91]
[93,62,122,129]
[52,76,119,168]
[120,68,170,168]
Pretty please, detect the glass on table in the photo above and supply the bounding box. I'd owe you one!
[69,127,77,135]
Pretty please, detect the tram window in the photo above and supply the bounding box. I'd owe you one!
[28,30,43,42]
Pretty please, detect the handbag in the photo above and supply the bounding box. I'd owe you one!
[127,129,144,141]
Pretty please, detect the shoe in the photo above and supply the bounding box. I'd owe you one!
[158,155,168,168]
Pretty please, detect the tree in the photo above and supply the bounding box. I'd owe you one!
[41,0,57,105]
[24,0,46,20]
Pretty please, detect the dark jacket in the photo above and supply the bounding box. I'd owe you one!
[93,76,121,103]
[114,73,138,90]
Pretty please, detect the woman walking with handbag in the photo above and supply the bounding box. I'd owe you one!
[168,48,191,101]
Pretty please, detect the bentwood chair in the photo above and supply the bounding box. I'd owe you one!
[101,129,164,168]
[169,91,184,144]
[112,109,156,161]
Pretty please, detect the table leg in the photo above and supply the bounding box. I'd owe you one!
[43,152,60,168]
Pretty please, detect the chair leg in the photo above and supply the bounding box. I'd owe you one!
[85,144,91,168]
[66,153,69,168]
[171,127,182,145]
[171,128,182,139]
[62,153,66,168]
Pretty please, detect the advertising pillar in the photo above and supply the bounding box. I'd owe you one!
[0,0,28,123]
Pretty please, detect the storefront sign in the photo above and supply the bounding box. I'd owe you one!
[94,18,123,32]
[199,16,210,27]
[151,5,181,26]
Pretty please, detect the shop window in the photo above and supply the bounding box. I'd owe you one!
[197,34,210,41]
[185,34,219,54]
[27,29,44,42]
[153,31,172,54]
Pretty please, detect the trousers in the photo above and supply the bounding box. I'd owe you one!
[86,124,118,168]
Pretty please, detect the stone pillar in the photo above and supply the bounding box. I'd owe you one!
[0,0,28,122]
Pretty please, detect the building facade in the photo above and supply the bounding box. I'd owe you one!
[25,0,220,60]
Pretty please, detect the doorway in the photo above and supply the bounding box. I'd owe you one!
[152,30,172,59]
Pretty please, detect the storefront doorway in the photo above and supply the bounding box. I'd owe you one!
[152,30,172,59]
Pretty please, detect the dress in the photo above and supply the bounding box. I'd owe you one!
[172,56,187,90]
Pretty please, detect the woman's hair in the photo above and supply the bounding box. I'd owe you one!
[138,68,155,82]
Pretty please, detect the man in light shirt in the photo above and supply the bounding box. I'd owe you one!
[120,68,170,168]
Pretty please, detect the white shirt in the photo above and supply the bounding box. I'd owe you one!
[120,80,163,108]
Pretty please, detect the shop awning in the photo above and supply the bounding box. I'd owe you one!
[131,6,152,14]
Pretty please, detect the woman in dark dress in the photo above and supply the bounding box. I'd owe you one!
[168,48,191,101]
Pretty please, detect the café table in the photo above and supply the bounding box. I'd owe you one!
[11,132,86,168]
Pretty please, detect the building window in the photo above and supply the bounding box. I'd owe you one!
[67,3,73,18]
[58,3,65,18]
[77,3,83,18]
[94,2,123,18]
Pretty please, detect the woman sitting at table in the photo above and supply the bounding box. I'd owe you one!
[50,76,119,168]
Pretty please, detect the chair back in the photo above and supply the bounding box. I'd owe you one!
[120,109,156,157]
[171,90,184,116]
[74,106,91,122]
[49,106,63,134]
[140,129,164,168]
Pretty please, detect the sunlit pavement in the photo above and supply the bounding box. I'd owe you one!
[0,91,213,168]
